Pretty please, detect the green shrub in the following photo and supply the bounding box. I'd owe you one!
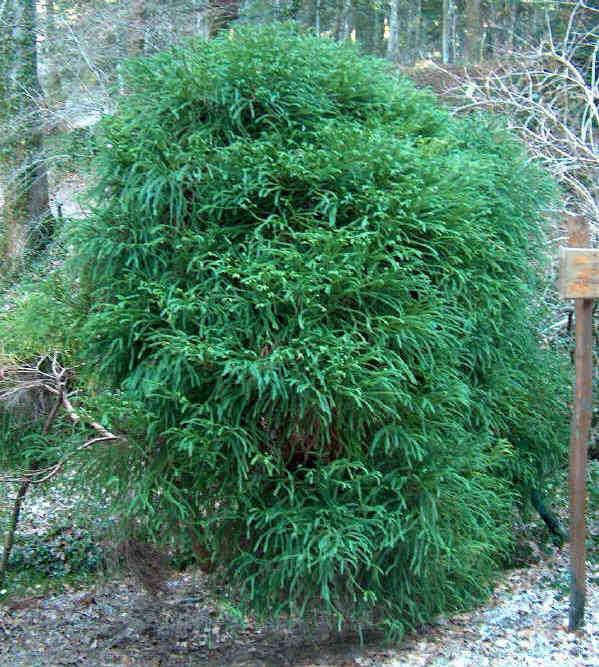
[45,125,97,177]
[69,24,570,637]
[8,526,106,578]
[0,291,69,362]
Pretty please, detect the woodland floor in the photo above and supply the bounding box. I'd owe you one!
[0,543,598,666]
[0,471,598,667]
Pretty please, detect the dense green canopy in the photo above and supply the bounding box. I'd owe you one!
[72,25,569,636]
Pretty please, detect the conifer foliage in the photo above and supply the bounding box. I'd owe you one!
[73,25,569,635]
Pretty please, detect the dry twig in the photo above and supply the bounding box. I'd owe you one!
[0,353,122,485]
[0,353,123,583]
[430,4,599,227]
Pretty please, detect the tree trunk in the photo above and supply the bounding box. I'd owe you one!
[442,0,456,64]
[341,0,352,40]
[196,3,211,39]
[333,0,343,40]
[484,0,499,59]
[465,0,482,64]
[314,0,321,34]
[353,1,374,52]
[407,0,422,63]
[0,482,31,585]
[442,0,450,64]
[415,0,423,60]
[372,3,385,56]
[129,0,146,56]
[397,0,410,64]
[195,1,240,39]
[529,2,541,44]
[451,1,457,62]
[45,0,61,95]
[387,0,399,61]
[0,0,52,274]
[505,0,518,54]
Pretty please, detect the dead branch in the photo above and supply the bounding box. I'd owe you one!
[0,352,125,582]
[0,357,66,584]
[428,8,599,227]
[0,353,123,485]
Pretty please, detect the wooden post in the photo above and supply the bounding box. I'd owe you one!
[562,214,592,631]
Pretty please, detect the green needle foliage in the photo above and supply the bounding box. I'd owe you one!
[70,24,569,637]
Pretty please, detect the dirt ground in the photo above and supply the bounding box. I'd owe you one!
[1,546,598,667]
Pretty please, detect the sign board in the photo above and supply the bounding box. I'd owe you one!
[561,215,592,632]
[560,247,599,298]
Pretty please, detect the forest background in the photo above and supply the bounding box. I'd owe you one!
[3,0,599,271]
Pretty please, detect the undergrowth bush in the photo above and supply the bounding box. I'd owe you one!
[8,526,105,578]
[45,125,97,180]
[66,25,570,637]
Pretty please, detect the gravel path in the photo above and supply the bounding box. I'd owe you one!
[0,545,597,666]
[1,467,598,665]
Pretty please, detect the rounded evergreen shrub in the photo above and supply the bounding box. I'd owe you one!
[72,25,569,636]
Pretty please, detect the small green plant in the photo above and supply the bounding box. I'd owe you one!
[45,125,97,178]
[7,526,106,578]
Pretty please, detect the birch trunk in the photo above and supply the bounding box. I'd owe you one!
[442,0,450,63]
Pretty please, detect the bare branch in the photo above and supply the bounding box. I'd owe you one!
[0,354,123,485]
[430,10,599,228]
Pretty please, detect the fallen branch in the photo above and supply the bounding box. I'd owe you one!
[0,369,63,584]
[0,353,123,485]
[0,353,123,584]
[427,6,599,225]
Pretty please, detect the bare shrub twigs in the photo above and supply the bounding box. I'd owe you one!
[0,353,122,584]
[0,353,122,485]
[432,3,599,225]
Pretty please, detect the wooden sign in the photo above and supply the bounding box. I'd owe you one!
[560,247,599,298]
[561,215,592,633]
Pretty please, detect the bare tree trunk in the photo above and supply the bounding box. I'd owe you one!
[387,0,399,61]
[414,0,422,60]
[399,0,422,65]
[451,1,457,62]
[0,482,31,584]
[314,0,321,34]
[529,3,541,43]
[505,0,518,53]
[333,0,343,40]
[442,0,456,64]
[465,0,481,64]
[196,3,211,38]
[484,0,499,59]
[129,0,146,56]
[0,0,52,274]
[45,0,61,95]
[0,369,63,584]
[341,0,352,40]
[353,0,374,52]
[372,3,385,55]
[26,0,51,256]
[442,0,449,64]
[195,1,240,40]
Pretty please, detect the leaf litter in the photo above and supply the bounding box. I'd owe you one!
[0,470,598,665]
[0,541,597,665]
